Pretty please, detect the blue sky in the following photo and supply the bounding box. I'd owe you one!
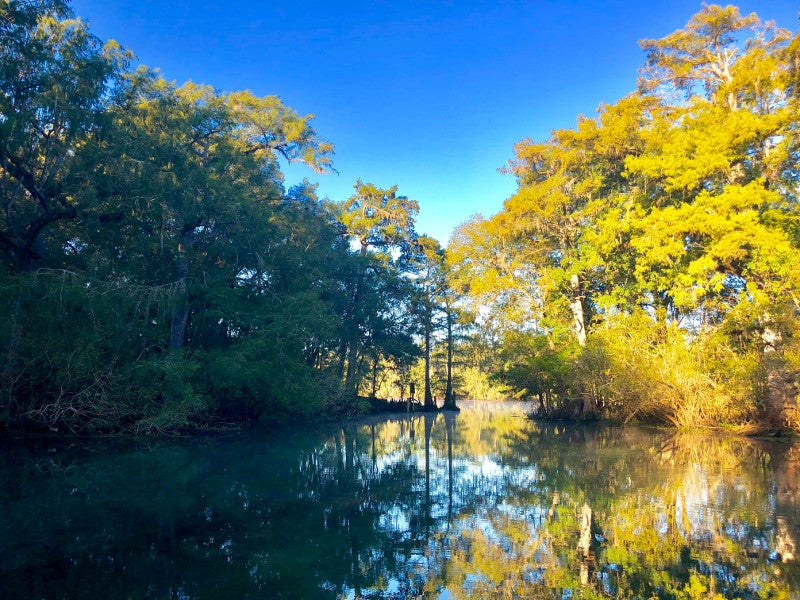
[71,0,798,244]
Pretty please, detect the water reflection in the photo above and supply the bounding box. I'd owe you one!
[2,402,800,598]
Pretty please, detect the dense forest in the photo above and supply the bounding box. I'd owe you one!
[1,1,798,434]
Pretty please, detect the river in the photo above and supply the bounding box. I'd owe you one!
[2,401,800,598]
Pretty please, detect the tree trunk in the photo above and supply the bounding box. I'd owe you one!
[443,305,457,409]
[169,230,193,353]
[343,264,366,394]
[423,306,435,410]
[582,384,600,418]
[570,273,586,347]
[169,304,190,351]
[370,354,379,398]
[345,338,360,395]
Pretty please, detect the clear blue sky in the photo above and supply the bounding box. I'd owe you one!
[71,0,798,244]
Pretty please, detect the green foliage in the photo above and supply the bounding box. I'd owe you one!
[449,3,800,432]
[0,1,419,433]
[0,269,190,432]
[0,0,131,269]
[3,1,798,434]
[330,181,422,403]
[493,331,577,409]
[126,354,206,434]
[574,312,746,428]
[334,180,419,257]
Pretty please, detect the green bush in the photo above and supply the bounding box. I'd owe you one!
[576,311,745,429]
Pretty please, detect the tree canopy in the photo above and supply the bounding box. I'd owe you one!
[0,0,435,432]
[1,1,798,434]
[450,3,800,430]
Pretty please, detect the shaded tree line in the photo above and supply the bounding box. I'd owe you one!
[0,0,458,433]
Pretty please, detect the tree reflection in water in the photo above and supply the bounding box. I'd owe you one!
[2,402,800,598]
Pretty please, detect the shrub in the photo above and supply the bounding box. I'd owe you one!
[577,311,742,428]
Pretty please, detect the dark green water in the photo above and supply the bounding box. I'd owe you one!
[2,401,800,599]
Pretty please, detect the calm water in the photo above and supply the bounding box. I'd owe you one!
[2,401,800,599]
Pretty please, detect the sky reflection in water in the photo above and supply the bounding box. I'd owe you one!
[2,401,800,598]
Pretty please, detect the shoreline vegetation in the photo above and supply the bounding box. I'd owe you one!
[1,2,798,437]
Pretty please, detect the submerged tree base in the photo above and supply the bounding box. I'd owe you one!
[366,396,460,415]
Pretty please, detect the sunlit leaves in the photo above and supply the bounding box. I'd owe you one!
[0,0,130,269]
[638,4,790,109]
[336,179,419,257]
[226,89,334,173]
[450,4,800,426]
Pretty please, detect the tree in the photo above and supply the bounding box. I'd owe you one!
[448,213,558,347]
[0,0,130,271]
[333,181,420,396]
[638,4,790,112]
[616,5,800,340]
[409,235,447,410]
[439,251,461,410]
[83,74,335,353]
[336,180,419,257]
[450,4,800,428]
[0,0,369,431]
[0,0,131,425]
